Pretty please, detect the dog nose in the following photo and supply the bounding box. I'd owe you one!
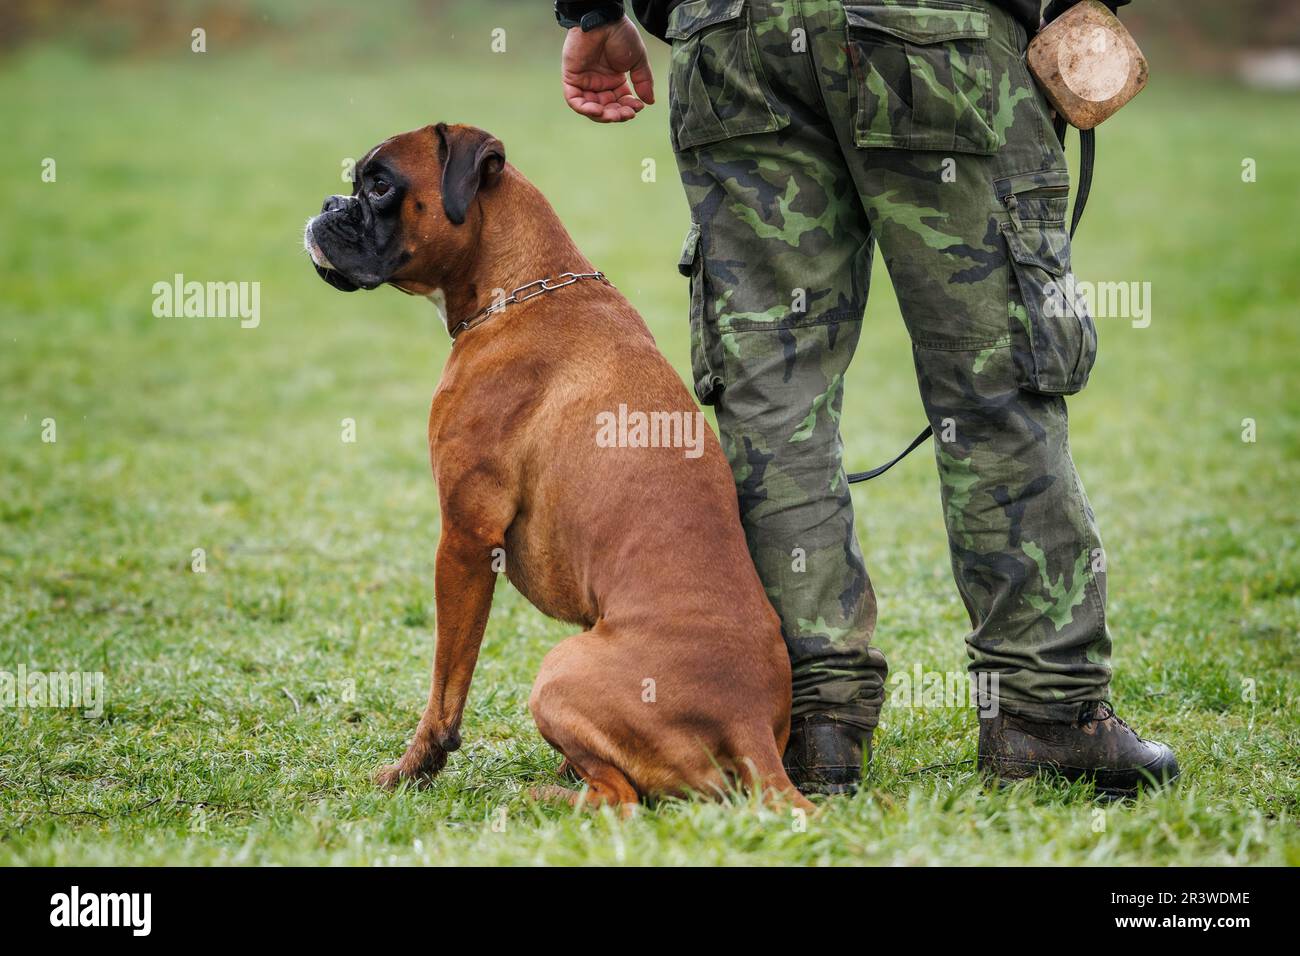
[321,194,349,214]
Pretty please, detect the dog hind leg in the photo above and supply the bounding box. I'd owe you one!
[730,741,816,812]
[526,757,639,818]
[529,632,642,815]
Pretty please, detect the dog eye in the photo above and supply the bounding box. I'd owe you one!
[370,179,392,199]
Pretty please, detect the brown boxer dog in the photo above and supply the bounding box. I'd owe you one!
[304,123,811,812]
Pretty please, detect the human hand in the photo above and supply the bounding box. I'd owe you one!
[561,16,655,123]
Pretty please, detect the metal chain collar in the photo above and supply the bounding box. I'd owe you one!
[449,271,607,341]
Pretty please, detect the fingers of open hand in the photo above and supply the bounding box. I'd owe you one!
[629,61,656,105]
[563,80,643,123]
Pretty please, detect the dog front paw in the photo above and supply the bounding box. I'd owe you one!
[373,746,449,791]
[373,763,411,790]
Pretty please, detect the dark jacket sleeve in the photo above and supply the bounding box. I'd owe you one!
[554,1,680,43]
[1045,0,1131,25]
[630,0,679,40]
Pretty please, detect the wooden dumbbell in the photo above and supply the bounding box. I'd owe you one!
[1027,0,1148,130]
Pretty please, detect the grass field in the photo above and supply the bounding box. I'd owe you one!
[1,3,1298,865]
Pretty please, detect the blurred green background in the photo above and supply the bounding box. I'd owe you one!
[0,1,1297,865]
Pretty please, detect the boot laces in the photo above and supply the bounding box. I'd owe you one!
[1080,700,1130,731]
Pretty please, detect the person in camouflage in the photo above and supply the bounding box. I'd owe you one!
[556,0,1178,797]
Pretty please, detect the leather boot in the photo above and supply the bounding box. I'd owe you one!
[979,700,1180,798]
[783,713,873,796]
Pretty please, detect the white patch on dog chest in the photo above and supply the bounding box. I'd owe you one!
[427,289,448,329]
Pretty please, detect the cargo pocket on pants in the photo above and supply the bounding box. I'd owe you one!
[666,0,790,152]
[679,222,726,405]
[1000,178,1097,395]
[845,1,997,153]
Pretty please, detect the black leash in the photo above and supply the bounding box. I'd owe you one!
[1055,116,1094,238]
[847,424,934,484]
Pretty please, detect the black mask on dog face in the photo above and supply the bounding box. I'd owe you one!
[305,150,409,292]
[304,124,507,298]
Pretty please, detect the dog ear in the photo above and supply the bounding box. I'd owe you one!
[434,123,505,226]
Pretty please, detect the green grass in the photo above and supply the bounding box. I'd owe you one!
[1,5,1298,865]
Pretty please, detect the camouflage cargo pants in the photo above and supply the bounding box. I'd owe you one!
[669,0,1111,725]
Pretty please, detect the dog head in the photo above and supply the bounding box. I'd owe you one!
[304,123,505,294]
